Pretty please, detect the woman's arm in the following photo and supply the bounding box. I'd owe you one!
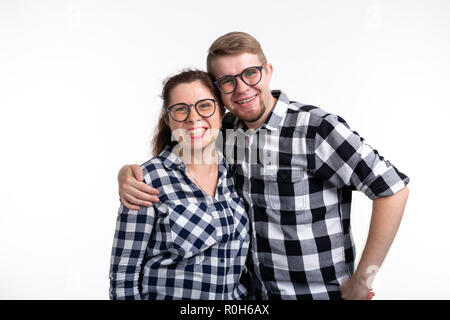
[109,203,155,300]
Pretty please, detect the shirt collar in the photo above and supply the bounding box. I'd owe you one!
[158,145,228,181]
[262,90,291,131]
[234,90,291,131]
[159,145,184,170]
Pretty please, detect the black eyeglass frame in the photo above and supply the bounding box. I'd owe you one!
[214,65,265,94]
[166,98,217,122]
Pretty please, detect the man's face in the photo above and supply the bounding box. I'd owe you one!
[211,53,274,127]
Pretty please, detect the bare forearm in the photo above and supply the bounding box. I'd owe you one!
[354,186,409,286]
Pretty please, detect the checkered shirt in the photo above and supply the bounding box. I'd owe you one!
[109,146,250,300]
[221,90,410,300]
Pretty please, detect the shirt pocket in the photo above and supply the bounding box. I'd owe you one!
[168,202,220,257]
[252,164,307,212]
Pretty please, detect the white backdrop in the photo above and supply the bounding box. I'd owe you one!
[1,0,449,299]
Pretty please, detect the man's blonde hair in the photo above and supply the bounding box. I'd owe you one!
[206,32,267,75]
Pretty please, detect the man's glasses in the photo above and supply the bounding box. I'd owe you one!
[167,98,216,122]
[214,65,265,94]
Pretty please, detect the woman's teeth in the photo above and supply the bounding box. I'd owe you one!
[238,96,256,104]
[188,128,206,135]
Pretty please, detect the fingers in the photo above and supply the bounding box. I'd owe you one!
[120,179,159,205]
[125,180,160,200]
[121,198,141,211]
[130,164,144,181]
[122,193,154,208]
[118,163,161,210]
[131,180,160,196]
[120,184,156,206]
[127,189,157,206]
[120,164,160,195]
[366,290,375,300]
[124,166,160,196]
[339,279,375,300]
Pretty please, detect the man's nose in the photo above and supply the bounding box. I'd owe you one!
[235,76,250,93]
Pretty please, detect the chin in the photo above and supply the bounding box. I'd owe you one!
[237,108,265,123]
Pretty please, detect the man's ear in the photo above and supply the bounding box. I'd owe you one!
[265,63,274,79]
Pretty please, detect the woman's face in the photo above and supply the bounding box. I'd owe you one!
[167,80,222,152]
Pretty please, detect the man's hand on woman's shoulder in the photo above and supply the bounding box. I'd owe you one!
[118,164,160,210]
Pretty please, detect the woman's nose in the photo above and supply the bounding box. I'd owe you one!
[186,105,202,122]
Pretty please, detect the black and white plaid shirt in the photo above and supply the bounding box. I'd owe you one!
[221,90,410,299]
[109,147,250,300]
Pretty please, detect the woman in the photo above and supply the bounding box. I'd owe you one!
[109,70,250,300]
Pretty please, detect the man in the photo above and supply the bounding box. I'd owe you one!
[117,32,409,300]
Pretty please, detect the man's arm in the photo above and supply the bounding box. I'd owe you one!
[118,164,159,210]
[312,112,410,299]
[340,186,409,300]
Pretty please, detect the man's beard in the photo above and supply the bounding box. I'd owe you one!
[239,101,266,123]
[240,104,266,123]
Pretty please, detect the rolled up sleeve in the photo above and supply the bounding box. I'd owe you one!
[313,113,409,199]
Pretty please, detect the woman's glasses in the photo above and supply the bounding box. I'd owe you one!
[167,98,216,122]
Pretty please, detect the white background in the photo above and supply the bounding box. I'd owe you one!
[1,0,449,299]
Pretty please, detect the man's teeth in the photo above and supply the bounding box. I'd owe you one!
[188,128,206,135]
[238,96,256,104]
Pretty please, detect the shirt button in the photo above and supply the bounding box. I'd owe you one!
[220,258,225,263]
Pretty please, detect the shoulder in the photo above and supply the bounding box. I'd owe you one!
[139,154,190,205]
[289,101,349,130]
[140,156,171,186]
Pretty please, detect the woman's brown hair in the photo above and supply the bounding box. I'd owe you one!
[152,69,224,156]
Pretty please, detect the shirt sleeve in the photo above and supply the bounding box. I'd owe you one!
[109,203,155,300]
[312,113,410,199]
